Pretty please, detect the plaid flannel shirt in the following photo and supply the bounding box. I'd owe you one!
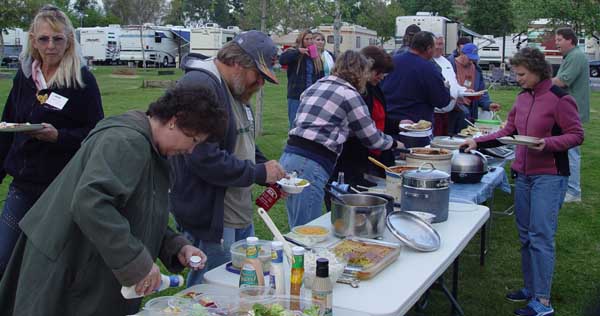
[289,75,394,156]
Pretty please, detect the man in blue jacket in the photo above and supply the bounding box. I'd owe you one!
[170,31,286,285]
[382,31,451,147]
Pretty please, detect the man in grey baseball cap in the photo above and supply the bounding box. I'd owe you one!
[172,30,286,286]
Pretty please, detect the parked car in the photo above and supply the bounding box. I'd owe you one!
[590,60,600,78]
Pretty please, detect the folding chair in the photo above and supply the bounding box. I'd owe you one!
[487,66,505,90]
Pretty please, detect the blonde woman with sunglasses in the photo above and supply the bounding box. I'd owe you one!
[0,5,104,277]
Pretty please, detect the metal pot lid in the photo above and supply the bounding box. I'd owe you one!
[386,211,441,252]
[403,163,450,188]
[431,136,467,146]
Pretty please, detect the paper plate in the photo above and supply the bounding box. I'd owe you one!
[0,123,44,132]
[498,135,541,147]
[386,211,440,252]
[399,123,432,132]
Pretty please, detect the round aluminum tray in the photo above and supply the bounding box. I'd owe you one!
[386,211,441,252]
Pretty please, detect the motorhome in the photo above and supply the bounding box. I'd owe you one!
[1,28,27,66]
[77,25,121,64]
[395,12,483,56]
[473,33,525,69]
[189,24,239,57]
[317,23,378,53]
[120,24,179,67]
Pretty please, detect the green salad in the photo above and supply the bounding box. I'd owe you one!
[250,303,320,316]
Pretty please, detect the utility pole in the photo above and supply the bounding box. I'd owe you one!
[255,0,268,136]
[333,0,341,56]
[140,25,147,69]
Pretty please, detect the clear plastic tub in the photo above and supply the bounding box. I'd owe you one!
[230,239,272,272]
[233,295,325,316]
[143,296,195,315]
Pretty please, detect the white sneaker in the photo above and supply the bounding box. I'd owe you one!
[563,193,582,203]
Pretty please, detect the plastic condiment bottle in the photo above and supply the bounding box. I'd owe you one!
[312,258,333,316]
[239,237,265,287]
[269,241,286,295]
[255,184,283,211]
[121,274,184,299]
[290,246,305,300]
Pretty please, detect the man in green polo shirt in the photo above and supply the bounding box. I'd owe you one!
[552,27,590,203]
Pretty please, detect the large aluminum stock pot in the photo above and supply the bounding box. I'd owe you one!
[331,194,388,239]
[400,163,450,223]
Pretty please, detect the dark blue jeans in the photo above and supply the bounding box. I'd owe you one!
[514,173,567,300]
[0,184,40,274]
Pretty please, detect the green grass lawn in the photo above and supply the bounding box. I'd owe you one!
[0,66,599,315]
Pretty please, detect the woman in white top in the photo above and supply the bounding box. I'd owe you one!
[313,32,335,76]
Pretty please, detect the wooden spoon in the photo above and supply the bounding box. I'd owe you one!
[368,156,393,173]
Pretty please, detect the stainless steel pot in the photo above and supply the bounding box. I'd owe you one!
[359,192,395,215]
[451,149,488,183]
[401,163,450,223]
[330,194,388,238]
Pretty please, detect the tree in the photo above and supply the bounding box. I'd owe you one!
[211,0,236,27]
[356,0,405,44]
[164,0,186,26]
[103,0,165,25]
[399,0,455,18]
[465,0,515,36]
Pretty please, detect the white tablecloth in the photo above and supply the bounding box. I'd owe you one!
[203,203,489,316]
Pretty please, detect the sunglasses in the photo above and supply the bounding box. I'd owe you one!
[36,35,67,46]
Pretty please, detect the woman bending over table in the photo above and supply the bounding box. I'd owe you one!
[0,86,226,316]
[462,47,583,316]
[280,50,404,228]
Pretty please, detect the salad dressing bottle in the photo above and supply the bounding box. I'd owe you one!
[269,241,286,295]
[290,246,305,301]
[239,237,265,287]
[311,258,333,316]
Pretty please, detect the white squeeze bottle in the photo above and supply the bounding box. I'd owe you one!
[121,274,184,299]
[269,241,286,295]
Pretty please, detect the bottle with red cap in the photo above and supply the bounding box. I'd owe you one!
[255,184,283,211]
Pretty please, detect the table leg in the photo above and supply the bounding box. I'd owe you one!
[435,259,465,316]
[452,257,459,301]
[480,222,486,266]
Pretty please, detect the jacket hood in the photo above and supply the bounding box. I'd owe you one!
[87,110,161,156]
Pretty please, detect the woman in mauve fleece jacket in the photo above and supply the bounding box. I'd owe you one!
[463,48,583,316]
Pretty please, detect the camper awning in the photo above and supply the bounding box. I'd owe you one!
[171,29,191,43]
[459,25,484,38]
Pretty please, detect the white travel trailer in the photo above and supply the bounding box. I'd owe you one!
[395,12,485,56]
[317,23,378,53]
[189,24,239,57]
[120,24,179,67]
[473,34,525,68]
[78,25,121,64]
[1,28,27,65]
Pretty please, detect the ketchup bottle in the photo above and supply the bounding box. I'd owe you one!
[255,184,283,211]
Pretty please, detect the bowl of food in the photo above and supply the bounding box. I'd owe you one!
[193,294,241,315]
[143,296,195,315]
[277,177,310,194]
[233,296,324,316]
[291,225,330,243]
[230,239,272,272]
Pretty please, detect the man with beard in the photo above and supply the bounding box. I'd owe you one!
[170,30,286,285]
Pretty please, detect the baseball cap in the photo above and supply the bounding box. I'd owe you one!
[233,30,279,84]
[461,43,479,61]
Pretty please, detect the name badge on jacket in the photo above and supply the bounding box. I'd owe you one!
[45,92,69,110]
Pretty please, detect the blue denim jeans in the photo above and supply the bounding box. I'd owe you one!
[287,98,301,129]
[279,152,330,228]
[0,184,40,274]
[567,146,581,198]
[183,224,254,286]
[514,173,567,300]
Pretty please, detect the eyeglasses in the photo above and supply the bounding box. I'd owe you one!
[36,35,67,46]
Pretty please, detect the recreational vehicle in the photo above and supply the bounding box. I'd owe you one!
[395,12,483,56]
[317,23,378,53]
[120,24,178,67]
[189,24,239,57]
[78,25,121,64]
[1,28,27,66]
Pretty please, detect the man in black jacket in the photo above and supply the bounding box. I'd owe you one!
[170,31,286,285]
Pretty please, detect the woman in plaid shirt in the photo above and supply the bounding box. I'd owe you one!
[280,50,404,228]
